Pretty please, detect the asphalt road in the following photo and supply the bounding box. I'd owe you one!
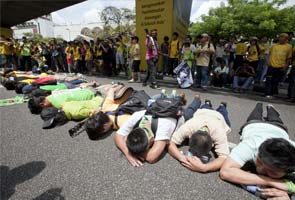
[1,75,294,200]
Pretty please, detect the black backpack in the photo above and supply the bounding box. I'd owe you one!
[116,90,150,114]
[145,97,182,119]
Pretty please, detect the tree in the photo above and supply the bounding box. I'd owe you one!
[100,6,135,33]
[189,0,295,39]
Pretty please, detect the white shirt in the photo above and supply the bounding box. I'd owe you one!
[117,110,185,141]
[214,66,229,74]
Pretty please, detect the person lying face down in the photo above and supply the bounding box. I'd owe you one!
[220,103,295,199]
[28,88,96,114]
[168,97,231,173]
[114,107,185,166]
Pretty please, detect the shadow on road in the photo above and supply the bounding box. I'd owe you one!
[0,161,46,200]
[33,188,65,200]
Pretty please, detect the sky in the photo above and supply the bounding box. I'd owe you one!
[51,0,295,25]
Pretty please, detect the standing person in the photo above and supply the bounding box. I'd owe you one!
[79,42,86,73]
[168,32,181,77]
[116,36,127,76]
[234,37,247,71]
[246,37,261,73]
[265,33,292,99]
[84,41,93,75]
[19,37,32,71]
[101,40,113,77]
[288,45,295,102]
[256,36,270,83]
[128,36,141,83]
[194,33,215,90]
[161,36,169,76]
[142,29,160,89]
[51,41,66,72]
[72,41,81,73]
[65,42,74,73]
[223,38,236,69]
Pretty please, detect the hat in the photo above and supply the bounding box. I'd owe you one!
[250,37,258,41]
[279,33,289,38]
[201,33,209,38]
[41,107,67,129]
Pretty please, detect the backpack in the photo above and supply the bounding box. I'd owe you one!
[116,90,150,114]
[145,97,182,119]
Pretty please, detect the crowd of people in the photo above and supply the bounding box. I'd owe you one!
[1,30,294,100]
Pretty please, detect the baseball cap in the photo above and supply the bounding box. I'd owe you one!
[41,107,67,129]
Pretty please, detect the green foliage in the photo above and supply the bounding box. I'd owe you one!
[189,0,295,39]
[23,32,64,43]
[100,6,135,34]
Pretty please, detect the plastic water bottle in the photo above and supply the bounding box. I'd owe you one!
[241,185,267,199]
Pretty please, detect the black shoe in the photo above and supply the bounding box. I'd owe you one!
[220,102,227,108]
[205,99,212,107]
[142,82,147,87]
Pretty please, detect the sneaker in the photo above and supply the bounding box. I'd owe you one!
[201,86,207,91]
[265,95,273,99]
[266,104,280,116]
[128,79,135,83]
[150,84,161,89]
[220,102,227,108]
[142,82,147,87]
[205,99,212,107]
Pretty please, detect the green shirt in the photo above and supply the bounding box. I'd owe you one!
[40,83,67,91]
[183,50,194,68]
[21,43,31,56]
[62,96,103,120]
[47,89,95,109]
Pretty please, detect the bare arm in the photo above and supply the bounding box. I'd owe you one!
[141,140,168,164]
[220,157,289,191]
[114,134,143,167]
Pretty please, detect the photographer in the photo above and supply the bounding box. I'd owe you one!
[142,29,160,89]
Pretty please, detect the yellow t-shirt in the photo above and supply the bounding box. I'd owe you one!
[101,97,130,129]
[0,43,5,55]
[292,46,295,66]
[116,42,124,53]
[269,43,292,68]
[72,47,81,61]
[85,47,93,61]
[235,42,247,55]
[169,40,180,58]
[247,45,259,62]
[65,46,73,59]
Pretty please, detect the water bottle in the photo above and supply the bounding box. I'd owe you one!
[242,185,267,199]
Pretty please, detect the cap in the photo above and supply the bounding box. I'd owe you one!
[201,33,209,38]
[41,107,59,129]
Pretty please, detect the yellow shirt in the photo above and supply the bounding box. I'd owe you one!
[235,42,247,55]
[72,47,81,61]
[247,45,259,62]
[292,46,295,66]
[85,47,92,61]
[0,42,12,55]
[269,43,292,68]
[0,43,5,55]
[169,40,180,58]
[65,46,73,59]
[116,42,124,53]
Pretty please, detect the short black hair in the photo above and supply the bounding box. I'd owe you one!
[32,89,51,97]
[85,112,112,140]
[15,82,28,94]
[258,138,295,173]
[183,42,190,47]
[3,79,16,90]
[164,36,169,41]
[126,128,148,155]
[189,130,213,157]
[28,96,45,114]
[173,32,179,37]
[132,36,139,42]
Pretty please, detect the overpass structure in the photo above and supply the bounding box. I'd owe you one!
[0,0,84,37]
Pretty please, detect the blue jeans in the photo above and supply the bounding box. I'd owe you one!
[256,59,267,82]
[183,98,201,121]
[196,65,209,87]
[233,76,253,89]
[201,103,231,127]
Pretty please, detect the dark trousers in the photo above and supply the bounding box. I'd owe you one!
[168,58,178,75]
[143,58,157,85]
[20,56,32,71]
[265,67,285,96]
[288,66,295,98]
[184,98,231,127]
[247,103,283,124]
